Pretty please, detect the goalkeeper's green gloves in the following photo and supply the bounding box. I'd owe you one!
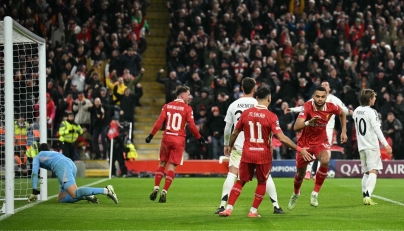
[28,189,40,203]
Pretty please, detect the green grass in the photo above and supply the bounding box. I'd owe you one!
[1,177,403,230]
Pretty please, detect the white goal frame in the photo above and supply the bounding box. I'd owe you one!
[1,16,47,214]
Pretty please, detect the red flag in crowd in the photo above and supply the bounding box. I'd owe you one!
[107,121,119,140]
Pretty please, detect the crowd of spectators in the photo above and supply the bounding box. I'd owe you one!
[163,0,404,160]
[0,0,150,160]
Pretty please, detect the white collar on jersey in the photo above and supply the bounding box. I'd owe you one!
[174,99,185,103]
[254,105,267,109]
[311,100,327,111]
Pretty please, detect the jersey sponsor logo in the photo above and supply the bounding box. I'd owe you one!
[249,147,264,151]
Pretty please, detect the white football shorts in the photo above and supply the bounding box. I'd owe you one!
[229,149,242,168]
[359,149,383,173]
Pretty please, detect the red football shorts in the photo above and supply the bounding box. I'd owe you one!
[239,161,271,182]
[160,139,185,165]
[296,142,330,169]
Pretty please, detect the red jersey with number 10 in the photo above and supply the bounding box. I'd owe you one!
[297,101,341,146]
[151,99,201,143]
[236,105,282,164]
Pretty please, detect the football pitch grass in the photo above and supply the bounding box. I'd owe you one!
[1,177,403,230]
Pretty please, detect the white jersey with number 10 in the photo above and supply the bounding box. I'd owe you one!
[224,97,258,151]
[353,106,380,151]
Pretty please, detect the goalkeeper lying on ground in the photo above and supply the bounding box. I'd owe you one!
[29,143,118,204]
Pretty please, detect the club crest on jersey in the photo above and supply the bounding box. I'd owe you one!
[325,114,329,120]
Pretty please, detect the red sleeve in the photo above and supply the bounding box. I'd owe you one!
[150,104,167,135]
[358,23,365,39]
[186,106,201,139]
[271,114,282,135]
[297,103,309,120]
[332,103,341,115]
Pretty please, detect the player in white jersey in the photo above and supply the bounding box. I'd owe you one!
[214,77,284,215]
[353,89,392,205]
[286,82,351,179]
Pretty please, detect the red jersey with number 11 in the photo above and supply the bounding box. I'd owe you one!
[236,105,282,164]
[151,99,201,143]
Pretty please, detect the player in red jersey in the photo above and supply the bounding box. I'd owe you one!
[145,86,206,203]
[219,86,312,218]
[287,86,347,210]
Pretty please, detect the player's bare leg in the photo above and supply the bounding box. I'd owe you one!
[288,166,306,210]
[311,150,331,207]
[159,162,177,203]
[363,169,378,205]
[150,161,167,201]
[215,165,238,214]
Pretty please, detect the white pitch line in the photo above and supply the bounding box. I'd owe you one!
[372,194,404,207]
[0,178,110,221]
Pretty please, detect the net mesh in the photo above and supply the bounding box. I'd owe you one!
[0,21,40,200]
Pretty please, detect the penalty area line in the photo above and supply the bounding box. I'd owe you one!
[373,194,404,207]
[0,178,110,221]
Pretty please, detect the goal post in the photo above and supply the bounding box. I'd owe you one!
[1,16,47,214]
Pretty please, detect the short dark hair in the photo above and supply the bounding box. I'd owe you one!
[359,89,376,106]
[241,77,256,94]
[314,86,327,93]
[175,85,190,96]
[38,143,50,152]
[255,86,271,100]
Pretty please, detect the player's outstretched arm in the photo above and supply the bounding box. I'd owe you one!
[274,132,313,162]
[285,106,302,114]
[339,110,347,143]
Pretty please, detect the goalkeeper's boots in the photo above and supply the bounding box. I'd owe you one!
[85,195,99,203]
[218,209,232,217]
[304,171,311,180]
[310,194,318,207]
[158,190,167,203]
[247,211,261,218]
[287,194,300,210]
[274,206,285,214]
[150,188,159,201]
[363,197,377,205]
[106,185,118,204]
[214,206,225,214]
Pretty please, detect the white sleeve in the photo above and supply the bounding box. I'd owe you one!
[223,122,232,146]
[290,106,303,113]
[333,96,349,115]
[374,125,389,146]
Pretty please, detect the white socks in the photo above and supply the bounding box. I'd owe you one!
[366,173,377,197]
[220,172,237,208]
[266,175,279,208]
[361,174,369,195]
[306,161,313,172]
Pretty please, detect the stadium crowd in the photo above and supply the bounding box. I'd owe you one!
[164,0,404,161]
[1,0,404,165]
[0,0,150,168]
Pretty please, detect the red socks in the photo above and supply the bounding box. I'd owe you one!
[227,180,244,206]
[252,182,266,209]
[294,173,303,194]
[314,166,328,193]
[163,170,175,191]
[154,166,165,187]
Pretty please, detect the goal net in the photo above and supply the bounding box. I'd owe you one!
[0,17,47,214]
